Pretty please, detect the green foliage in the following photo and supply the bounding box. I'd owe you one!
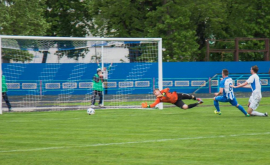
[45,0,92,37]
[44,0,92,61]
[89,0,153,37]
[125,43,158,62]
[90,0,270,62]
[187,0,227,61]
[146,0,199,62]
[1,0,270,62]
[1,39,34,62]
[2,49,34,62]
[0,0,49,62]
[206,0,270,61]
[0,0,49,35]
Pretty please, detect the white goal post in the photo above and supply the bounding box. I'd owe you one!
[0,36,163,114]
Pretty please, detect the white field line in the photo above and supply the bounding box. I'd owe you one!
[1,132,270,153]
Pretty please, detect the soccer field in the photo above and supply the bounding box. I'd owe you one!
[0,98,270,165]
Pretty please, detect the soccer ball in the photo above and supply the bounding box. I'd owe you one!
[87,108,95,115]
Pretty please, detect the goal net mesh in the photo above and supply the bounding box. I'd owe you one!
[1,38,161,111]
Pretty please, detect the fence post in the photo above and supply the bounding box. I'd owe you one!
[209,77,211,93]
[40,80,42,96]
[264,38,269,61]
[206,40,210,61]
[234,38,239,61]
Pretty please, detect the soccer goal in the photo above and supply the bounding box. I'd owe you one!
[0,36,163,113]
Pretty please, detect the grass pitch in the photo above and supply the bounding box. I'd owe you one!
[0,98,270,165]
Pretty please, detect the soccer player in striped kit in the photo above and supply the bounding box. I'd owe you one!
[231,65,268,117]
[213,69,249,116]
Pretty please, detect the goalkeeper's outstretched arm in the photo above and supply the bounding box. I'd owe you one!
[141,88,170,108]
[141,99,160,108]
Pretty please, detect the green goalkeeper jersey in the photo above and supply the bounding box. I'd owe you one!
[92,74,103,91]
[2,75,8,92]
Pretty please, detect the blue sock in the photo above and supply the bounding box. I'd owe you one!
[237,105,247,115]
[214,100,220,112]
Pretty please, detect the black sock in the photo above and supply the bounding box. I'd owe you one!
[192,95,197,100]
[188,103,198,109]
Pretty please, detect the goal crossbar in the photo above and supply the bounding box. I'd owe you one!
[0,35,161,41]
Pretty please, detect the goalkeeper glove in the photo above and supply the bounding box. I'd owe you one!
[141,102,150,108]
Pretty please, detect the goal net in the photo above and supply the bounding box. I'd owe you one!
[0,36,163,113]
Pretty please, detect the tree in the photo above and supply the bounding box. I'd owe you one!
[45,0,92,37]
[0,0,49,35]
[187,0,227,61]
[89,0,158,62]
[43,0,92,63]
[0,0,49,63]
[206,0,270,61]
[90,0,197,62]
[90,0,270,62]
[145,0,199,62]
[89,0,154,37]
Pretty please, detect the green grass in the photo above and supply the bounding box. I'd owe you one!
[0,98,270,165]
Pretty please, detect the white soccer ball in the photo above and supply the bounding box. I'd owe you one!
[87,108,95,115]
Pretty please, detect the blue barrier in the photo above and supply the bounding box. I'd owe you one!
[3,61,270,95]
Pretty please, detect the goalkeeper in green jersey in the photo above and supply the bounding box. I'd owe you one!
[91,68,104,108]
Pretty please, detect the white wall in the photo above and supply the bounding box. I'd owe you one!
[30,47,130,63]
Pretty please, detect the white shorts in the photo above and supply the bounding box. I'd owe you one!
[249,93,261,110]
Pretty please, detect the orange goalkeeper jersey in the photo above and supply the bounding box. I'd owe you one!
[150,88,178,108]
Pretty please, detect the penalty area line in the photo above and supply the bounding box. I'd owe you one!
[1,132,270,153]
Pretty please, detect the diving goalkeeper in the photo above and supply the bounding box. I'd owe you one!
[142,88,203,109]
